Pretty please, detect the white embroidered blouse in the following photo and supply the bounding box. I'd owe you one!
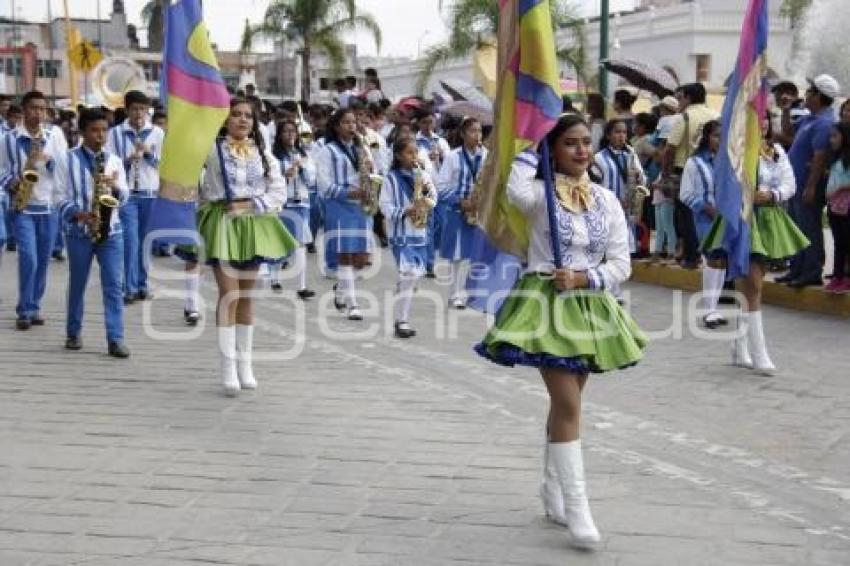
[199,139,287,214]
[506,151,632,291]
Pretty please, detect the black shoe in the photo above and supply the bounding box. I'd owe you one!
[6,243,16,252]
[680,260,700,270]
[306,243,316,254]
[135,290,153,301]
[425,270,437,279]
[153,247,172,257]
[52,251,65,261]
[297,289,316,300]
[270,282,283,292]
[184,309,201,326]
[774,274,794,284]
[124,295,136,305]
[108,341,130,358]
[65,336,82,350]
[718,295,737,306]
[15,317,31,331]
[788,277,822,289]
[702,313,728,329]
[394,321,416,339]
[332,284,345,311]
[30,316,45,326]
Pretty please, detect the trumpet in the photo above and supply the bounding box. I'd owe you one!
[90,153,120,245]
[354,133,382,216]
[296,104,313,143]
[410,163,435,230]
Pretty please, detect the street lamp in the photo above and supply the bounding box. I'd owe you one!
[599,0,610,97]
[417,30,431,59]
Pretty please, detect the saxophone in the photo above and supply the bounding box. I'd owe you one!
[625,148,650,220]
[464,147,483,226]
[354,133,383,216]
[90,153,120,245]
[410,163,435,230]
[12,131,44,212]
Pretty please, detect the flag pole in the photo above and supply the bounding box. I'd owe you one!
[62,0,78,108]
[539,140,564,270]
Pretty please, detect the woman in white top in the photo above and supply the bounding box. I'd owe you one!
[271,118,317,299]
[702,122,808,375]
[476,114,647,549]
[198,97,297,396]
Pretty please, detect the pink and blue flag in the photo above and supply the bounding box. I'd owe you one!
[713,0,770,278]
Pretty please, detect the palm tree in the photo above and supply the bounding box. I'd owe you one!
[141,0,164,52]
[781,0,813,70]
[416,0,586,95]
[243,0,382,102]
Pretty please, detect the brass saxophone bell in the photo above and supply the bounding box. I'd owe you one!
[22,169,39,184]
[98,194,120,208]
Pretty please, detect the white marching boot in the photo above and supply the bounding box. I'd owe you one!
[218,326,240,396]
[746,311,776,376]
[540,430,568,526]
[235,324,257,390]
[549,440,601,549]
[731,312,753,369]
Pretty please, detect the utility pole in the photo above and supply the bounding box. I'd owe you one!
[11,0,20,94]
[599,0,609,97]
[96,0,102,47]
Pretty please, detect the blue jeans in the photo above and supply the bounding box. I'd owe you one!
[120,195,156,295]
[788,189,825,281]
[13,212,59,319]
[3,193,15,248]
[654,201,676,254]
[53,228,65,255]
[66,232,125,342]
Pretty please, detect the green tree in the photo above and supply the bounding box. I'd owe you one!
[780,0,813,26]
[416,0,586,95]
[243,0,382,101]
[141,0,164,52]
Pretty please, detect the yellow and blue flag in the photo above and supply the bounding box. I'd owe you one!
[467,0,562,312]
[149,0,230,244]
[714,0,770,278]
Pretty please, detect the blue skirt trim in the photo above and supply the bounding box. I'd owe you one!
[473,342,591,374]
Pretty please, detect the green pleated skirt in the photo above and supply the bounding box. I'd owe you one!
[475,274,648,374]
[702,205,809,260]
[197,202,298,267]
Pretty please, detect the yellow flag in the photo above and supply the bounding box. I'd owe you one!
[67,26,103,72]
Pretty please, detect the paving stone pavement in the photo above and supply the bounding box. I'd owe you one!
[0,248,848,566]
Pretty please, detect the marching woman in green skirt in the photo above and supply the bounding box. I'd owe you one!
[199,97,297,395]
[475,115,647,548]
[702,124,809,375]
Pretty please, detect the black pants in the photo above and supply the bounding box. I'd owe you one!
[674,199,700,263]
[828,210,850,279]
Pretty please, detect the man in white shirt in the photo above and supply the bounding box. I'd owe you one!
[106,90,165,304]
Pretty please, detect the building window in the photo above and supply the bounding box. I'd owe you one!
[696,54,711,83]
[266,76,279,94]
[319,77,329,91]
[141,62,160,82]
[4,57,22,77]
[36,59,61,79]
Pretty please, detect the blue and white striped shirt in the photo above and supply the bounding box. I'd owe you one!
[379,168,438,246]
[58,146,129,237]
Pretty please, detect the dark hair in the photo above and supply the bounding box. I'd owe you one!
[349,98,367,112]
[78,108,109,131]
[831,123,850,170]
[124,90,150,108]
[272,118,306,160]
[586,93,606,121]
[613,89,637,110]
[695,119,721,156]
[334,78,346,89]
[325,108,356,144]
[536,114,601,182]
[771,81,799,97]
[599,118,629,151]
[390,135,417,170]
[21,90,46,108]
[368,102,385,119]
[634,112,658,134]
[222,96,270,178]
[345,76,357,87]
[152,110,166,122]
[365,68,378,79]
[379,98,392,110]
[840,98,850,119]
[459,116,481,134]
[680,82,707,105]
[7,104,22,115]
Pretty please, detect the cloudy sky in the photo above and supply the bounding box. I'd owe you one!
[12,0,637,56]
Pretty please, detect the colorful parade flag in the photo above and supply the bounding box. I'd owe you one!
[148,0,230,244]
[714,0,770,279]
[466,0,563,313]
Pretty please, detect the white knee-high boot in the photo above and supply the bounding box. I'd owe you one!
[185,271,200,312]
[731,310,753,368]
[235,324,257,389]
[702,267,726,316]
[549,440,600,549]
[294,247,308,291]
[746,311,775,375]
[540,429,567,526]
[218,326,239,396]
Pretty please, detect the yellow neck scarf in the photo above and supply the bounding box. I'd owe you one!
[227,136,254,161]
[554,172,593,213]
